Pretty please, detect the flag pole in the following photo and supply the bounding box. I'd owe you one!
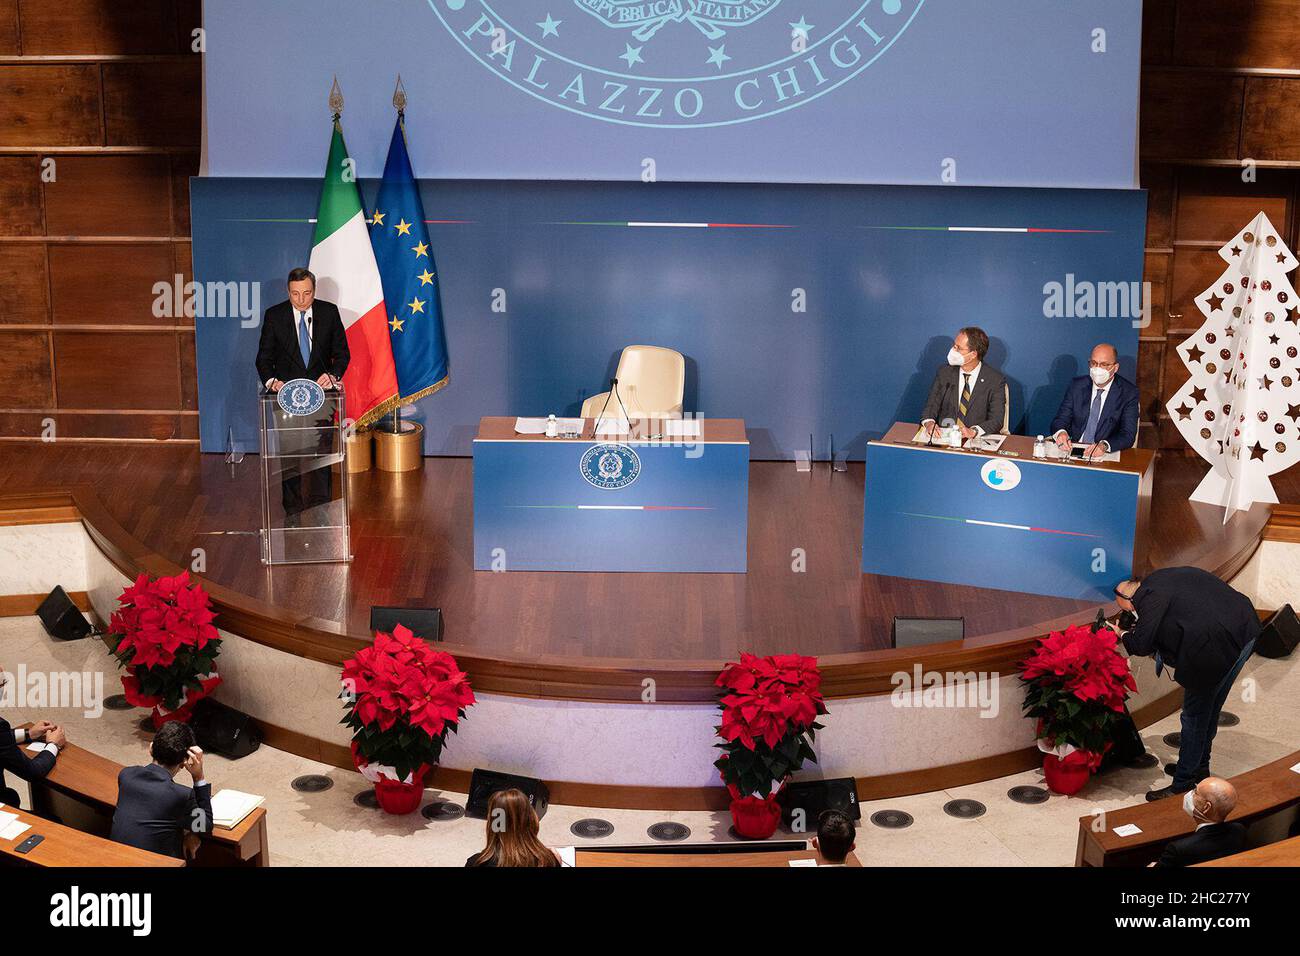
[387,75,408,438]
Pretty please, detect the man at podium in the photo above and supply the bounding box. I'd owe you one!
[255,268,350,523]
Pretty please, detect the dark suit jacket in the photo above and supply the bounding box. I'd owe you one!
[110,763,213,859]
[1050,374,1140,450]
[254,299,350,386]
[0,715,56,802]
[1121,567,1260,693]
[1154,821,1247,867]
[920,363,1007,436]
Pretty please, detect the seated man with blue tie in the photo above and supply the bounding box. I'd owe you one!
[1049,343,1139,458]
[254,268,350,522]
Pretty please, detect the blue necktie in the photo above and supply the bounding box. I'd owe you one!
[297,312,311,367]
[1081,388,1104,444]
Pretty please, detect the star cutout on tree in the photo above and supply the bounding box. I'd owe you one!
[1185,343,1205,363]
[1287,403,1300,423]
[1191,386,1207,404]
[1259,375,1273,390]
[1278,252,1289,264]
[1249,441,1267,461]
[1269,333,1280,345]
[1206,293,1224,311]
[1230,245,1242,257]
[1175,402,1192,420]
[1287,306,1300,325]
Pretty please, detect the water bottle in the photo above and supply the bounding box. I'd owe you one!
[1033,435,1046,459]
[545,414,558,438]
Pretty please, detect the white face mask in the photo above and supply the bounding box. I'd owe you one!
[947,348,966,366]
[1182,790,1200,820]
[1090,366,1113,386]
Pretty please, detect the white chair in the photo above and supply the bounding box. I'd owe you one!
[580,345,686,420]
[1001,382,1010,435]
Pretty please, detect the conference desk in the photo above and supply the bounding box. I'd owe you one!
[25,731,270,867]
[473,416,749,572]
[863,422,1154,600]
[575,845,861,867]
[0,804,181,868]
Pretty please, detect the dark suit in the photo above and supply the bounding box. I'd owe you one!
[1154,821,1247,867]
[1050,374,1139,450]
[110,763,213,860]
[1122,567,1260,791]
[255,299,350,518]
[255,299,350,386]
[0,715,56,809]
[920,363,1007,436]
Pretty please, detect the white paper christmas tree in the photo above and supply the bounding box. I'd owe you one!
[1166,211,1300,520]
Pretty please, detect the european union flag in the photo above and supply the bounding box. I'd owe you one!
[369,116,449,404]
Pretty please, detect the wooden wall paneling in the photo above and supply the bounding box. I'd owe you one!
[178,330,197,411]
[53,330,181,409]
[1142,251,1171,338]
[173,241,192,290]
[1240,77,1300,163]
[174,0,202,54]
[1173,0,1300,71]
[0,330,53,407]
[0,155,42,237]
[0,412,197,441]
[1142,163,1176,248]
[1174,167,1291,240]
[0,242,49,323]
[48,242,175,325]
[0,0,17,55]
[170,152,197,236]
[1140,72,1246,162]
[102,59,202,148]
[0,65,102,147]
[16,0,179,56]
[1169,247,1237,332]
[42,154,172,236]
[1141,0,1176,67]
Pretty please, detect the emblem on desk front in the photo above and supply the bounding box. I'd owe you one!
[980,459,1021,492]
[425,1,925,128]
[277,378,326,417]
[581,443,641,489]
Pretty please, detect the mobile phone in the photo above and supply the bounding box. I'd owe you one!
[15,834,44,854]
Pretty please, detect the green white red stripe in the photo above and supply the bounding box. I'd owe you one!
[308,121,398,428]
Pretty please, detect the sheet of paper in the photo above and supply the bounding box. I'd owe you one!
[513,417,548,434]
[593,418,630,436]
[557,845,576,867]
[1112,823,1143,837]
[965,434,1007,451]
[664,418,702,437]
[0,819,30,841]
[788,858,818,867]
[1290,761,1300,774]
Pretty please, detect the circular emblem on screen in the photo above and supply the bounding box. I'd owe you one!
[426,1,925,128]
[580,442,641,489]
[277,378,326,417]
[980,459,1021,491]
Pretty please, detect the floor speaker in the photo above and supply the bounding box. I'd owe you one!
[192,698,262,759]
[1257,604,1300,659]
[778,777,861,828]
[369,606,443,642]
[465,768,550,819]
[35,586,93,641]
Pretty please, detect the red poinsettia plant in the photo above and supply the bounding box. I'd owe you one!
[108,571,222,717]
[714,653,827,799]
[1020,622,1137,755]
[341,626,476,782]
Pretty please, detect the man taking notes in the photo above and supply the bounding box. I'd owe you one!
[920,327,1007,440]
[1049,343,1139,458]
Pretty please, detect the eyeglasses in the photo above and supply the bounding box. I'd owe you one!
[1088,361,1118,369]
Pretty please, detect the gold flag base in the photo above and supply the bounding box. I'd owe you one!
[345,430,373,473]
[374,421,424,472]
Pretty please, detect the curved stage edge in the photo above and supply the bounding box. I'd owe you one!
[1,485,1293,811]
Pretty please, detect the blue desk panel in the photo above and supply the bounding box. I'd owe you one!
[862,443,1137,599]
[474,438,748,572]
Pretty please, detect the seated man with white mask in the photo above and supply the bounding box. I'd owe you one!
[1150,777,1247,867]
[1049,342,1140,458]
[919,327,1007,441]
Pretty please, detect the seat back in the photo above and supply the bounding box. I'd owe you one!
[613,345,685,417]
[1001,382,1010,435]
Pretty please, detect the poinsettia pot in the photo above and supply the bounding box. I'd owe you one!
[729,790,785,839]
[1041,748,1099,795]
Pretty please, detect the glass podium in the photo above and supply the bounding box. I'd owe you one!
[258,385,351,565]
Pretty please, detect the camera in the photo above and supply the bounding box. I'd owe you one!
[1117,610,1138,632]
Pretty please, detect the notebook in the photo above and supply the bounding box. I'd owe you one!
[210,789,265,829]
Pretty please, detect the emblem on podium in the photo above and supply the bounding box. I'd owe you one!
[580,443,642,489]
[277,378,327,417]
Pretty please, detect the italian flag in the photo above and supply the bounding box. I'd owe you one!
[309,121,398,428]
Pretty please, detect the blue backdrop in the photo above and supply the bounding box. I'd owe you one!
[192,178,1146,459]
[202,0,1140,188]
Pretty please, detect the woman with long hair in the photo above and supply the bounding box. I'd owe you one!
[465,788,561,867]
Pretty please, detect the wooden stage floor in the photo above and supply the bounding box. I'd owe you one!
[2,443,1288,662]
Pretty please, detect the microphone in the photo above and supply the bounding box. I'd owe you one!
[593,378,616,435]
[611,377,631,434]
[924,378,951,447]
